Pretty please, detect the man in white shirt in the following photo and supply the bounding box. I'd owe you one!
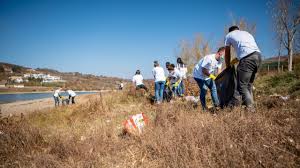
[53,88,62,106]
[132,70,148,92]
[193,47,225,111]
[224,26,262,111]
[152,61,166,103]
[67,89,76,104]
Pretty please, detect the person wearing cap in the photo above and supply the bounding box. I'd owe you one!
[132,70,148,92]
[167,64,182,98]
[176,58,188,96]
[224,26,262,112]
[152,61,166,104]
[53,88,62,107]
[193,47,225,111]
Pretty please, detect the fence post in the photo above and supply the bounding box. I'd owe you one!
[267,65,270,73]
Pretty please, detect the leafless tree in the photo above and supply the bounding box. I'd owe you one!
[271,0,300,71]
[176,34,211,74]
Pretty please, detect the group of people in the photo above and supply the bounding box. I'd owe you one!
[132,25,262,112]
[132,57,188,104]
[53,88,77,106]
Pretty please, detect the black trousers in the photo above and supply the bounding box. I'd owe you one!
[69,96,75,104]
[237,52,262,107]
[136,84,148,92]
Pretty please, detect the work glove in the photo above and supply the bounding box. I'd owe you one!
[209,74,216,80]
[230,58,239,65]
[173,81,180,87]
[165,80,170,86]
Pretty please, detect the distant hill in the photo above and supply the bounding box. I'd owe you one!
[0,62,127,90]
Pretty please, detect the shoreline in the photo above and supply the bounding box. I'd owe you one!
[0,93,99,117]
[0,90,101,95]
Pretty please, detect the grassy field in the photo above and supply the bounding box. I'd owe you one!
[1,64,300,167]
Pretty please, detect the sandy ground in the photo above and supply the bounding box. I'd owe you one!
[0,93,99,117]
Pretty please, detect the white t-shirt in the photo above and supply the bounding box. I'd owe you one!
[132,74,144,86]
[225,30,260,60]
[67,90,76,97]
[193,54,222,80]
[168,69,181,84]
[176,64,188,79]
[152,66,166,82]
[53,89,61,97]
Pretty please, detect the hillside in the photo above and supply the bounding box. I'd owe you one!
[0,62,127,91]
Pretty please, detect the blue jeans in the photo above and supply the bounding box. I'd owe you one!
[194,78,219,110]
[177,81,185,96]
[155,81,165,102]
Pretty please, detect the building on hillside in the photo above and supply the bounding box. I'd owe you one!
[23,73,65,83]
[9,76,23,83]
[26,68,36,73]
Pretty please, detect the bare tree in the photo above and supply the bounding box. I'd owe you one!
[271,0,300,71]
[176,34,211,74]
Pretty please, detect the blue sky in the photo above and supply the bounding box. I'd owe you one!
[0,0,275,79]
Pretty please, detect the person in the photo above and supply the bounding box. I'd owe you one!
[119,82,124,90]
[132,70,148,92]
[60,95,70,105]
[176,58,188,96]
[67,89,76,104]
[224,26,262,112]
[167,64,182,98]
[53,88,62,107]
[152,61,166,104]
[193,47,225,111]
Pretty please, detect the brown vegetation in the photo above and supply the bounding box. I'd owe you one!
[1,79,299,167]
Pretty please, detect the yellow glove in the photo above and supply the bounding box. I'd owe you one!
[165,80,170,86]
[173,81,180,87]
[230,58,239,65]
[209,74,216,80]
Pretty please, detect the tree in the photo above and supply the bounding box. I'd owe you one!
[271,0,300,71]
[176,34,211,74]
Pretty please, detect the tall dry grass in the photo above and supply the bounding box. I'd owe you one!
[0,89,299,167]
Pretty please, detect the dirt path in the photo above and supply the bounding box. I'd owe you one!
[0,94,98,117]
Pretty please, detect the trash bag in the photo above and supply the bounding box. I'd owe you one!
[163,86,173,102]
[215,66,240,108]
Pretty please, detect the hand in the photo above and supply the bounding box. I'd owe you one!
[230,58,239,65]
[209,74,216,80]
[174,81,180,87]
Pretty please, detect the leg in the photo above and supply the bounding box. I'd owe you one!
[237,57,257,107]
[194,78,207,110]
[206,79,220,107]
[72,97,75,104]
[54,96,57,106]
[180,81,185,95]
[155,82,160,102]
[159,81,165,102]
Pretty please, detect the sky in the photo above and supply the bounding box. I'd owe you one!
[0,0,276,79]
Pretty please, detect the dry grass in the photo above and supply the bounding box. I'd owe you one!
[1,82,300,167]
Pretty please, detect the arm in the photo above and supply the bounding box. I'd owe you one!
[202,68,210,77]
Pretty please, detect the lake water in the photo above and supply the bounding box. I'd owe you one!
[0,92,97,104]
